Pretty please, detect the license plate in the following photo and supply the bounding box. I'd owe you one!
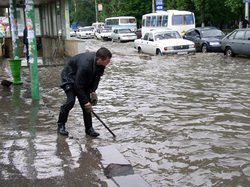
[178,52,188,55]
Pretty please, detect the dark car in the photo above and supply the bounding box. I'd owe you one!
[221,28,250,57]
[183,27,226,53]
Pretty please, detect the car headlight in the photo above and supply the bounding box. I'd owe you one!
[209,42,220,46]
[164,46,173,51]
[189,44,195,49]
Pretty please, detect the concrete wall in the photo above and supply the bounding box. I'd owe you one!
[65,40,86,57]
[41,38,58,58]
[1,37,85,59]
[1,37,43,59]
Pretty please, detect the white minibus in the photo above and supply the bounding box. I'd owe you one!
[141,10,195,36]
[92,22,105,29]
[105,16,137,32]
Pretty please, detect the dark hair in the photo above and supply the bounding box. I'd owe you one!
[96,47,112,60]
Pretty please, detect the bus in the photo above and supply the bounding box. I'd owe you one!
[105,16,137,32]
[92,22,105,29]
[141,10,195,37]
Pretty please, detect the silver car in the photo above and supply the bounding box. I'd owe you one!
[111,28,137,42]
[221,28,250,57]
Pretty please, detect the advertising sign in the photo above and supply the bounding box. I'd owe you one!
[98,4,103,11]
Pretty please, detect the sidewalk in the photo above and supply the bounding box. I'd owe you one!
[0,57,116,186]
[0,57,150,187]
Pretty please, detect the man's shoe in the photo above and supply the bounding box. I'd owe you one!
[57,123,69,136]
[86,127,100,137]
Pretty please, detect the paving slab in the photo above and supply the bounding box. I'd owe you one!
[97,145,151,187]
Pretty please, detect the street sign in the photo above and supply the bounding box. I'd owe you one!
[98,4,102,11]
[156,0,163,11]
[244,0,250,2]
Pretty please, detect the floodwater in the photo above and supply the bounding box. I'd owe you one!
[1,39,250,186]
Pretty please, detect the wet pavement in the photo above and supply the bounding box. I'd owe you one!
[0,57,117,186]
[1,39,250,186]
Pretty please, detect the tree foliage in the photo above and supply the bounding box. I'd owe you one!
[69,0,247,29]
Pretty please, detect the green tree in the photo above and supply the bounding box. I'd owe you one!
[69,0,245,29]
[69,0,96,26]
[225,0,245,24]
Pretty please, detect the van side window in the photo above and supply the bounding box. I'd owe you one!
[142,19,146,27]
[185,15,194,24]
[146,17,151,27]
[151,16,156,27]
[162,16,168,27]
[157,16,162,26]
[172,15,183,25]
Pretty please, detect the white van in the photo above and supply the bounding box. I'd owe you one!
[141,10,195,37]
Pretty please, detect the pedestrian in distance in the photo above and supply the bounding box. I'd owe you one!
[23,27,29,63]
[57,47,112,137]
[242,16,249,28]
[23,27,42,64]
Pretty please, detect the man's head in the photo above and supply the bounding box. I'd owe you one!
[246,16,248,20]
[96,47,112,66]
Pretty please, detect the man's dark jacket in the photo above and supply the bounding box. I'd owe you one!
[60,52,105,104]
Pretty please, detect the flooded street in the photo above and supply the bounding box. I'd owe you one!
[1,39,250,186]
[87,40,250,186]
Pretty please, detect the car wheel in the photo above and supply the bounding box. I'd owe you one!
[225,47,235,57]
[112,38,115,42]
[138,47,142,54]
[156,49,162,56]
[201,44,207,53]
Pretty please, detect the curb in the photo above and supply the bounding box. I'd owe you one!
[97,145,151,187]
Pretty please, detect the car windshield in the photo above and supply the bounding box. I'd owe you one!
[154,31,181,40]
[201,29,225,37]
[84,28,92,31]
[119,29,132,33]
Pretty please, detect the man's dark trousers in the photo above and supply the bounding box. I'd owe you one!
[58,89,92,131]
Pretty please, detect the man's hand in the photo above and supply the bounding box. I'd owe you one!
[84,102,93,113]
[91,92,98,106]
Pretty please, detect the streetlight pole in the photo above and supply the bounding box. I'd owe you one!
[95,0,98,22]
[246,2,249,20]
[152,0,155,13]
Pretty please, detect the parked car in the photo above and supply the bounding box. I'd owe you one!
[111,28,137,42]
[76,27,94,39]
[183,27,226,53]
[134,29,196,55]
[95,27,113,40]
[221,28,250,57]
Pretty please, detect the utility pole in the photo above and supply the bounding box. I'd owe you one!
[95,0,98,22]
[202,0,205,27]
[246,2,249,19]
[25,0,40,100]
[152,0,155,13]
[9,0,20,59]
